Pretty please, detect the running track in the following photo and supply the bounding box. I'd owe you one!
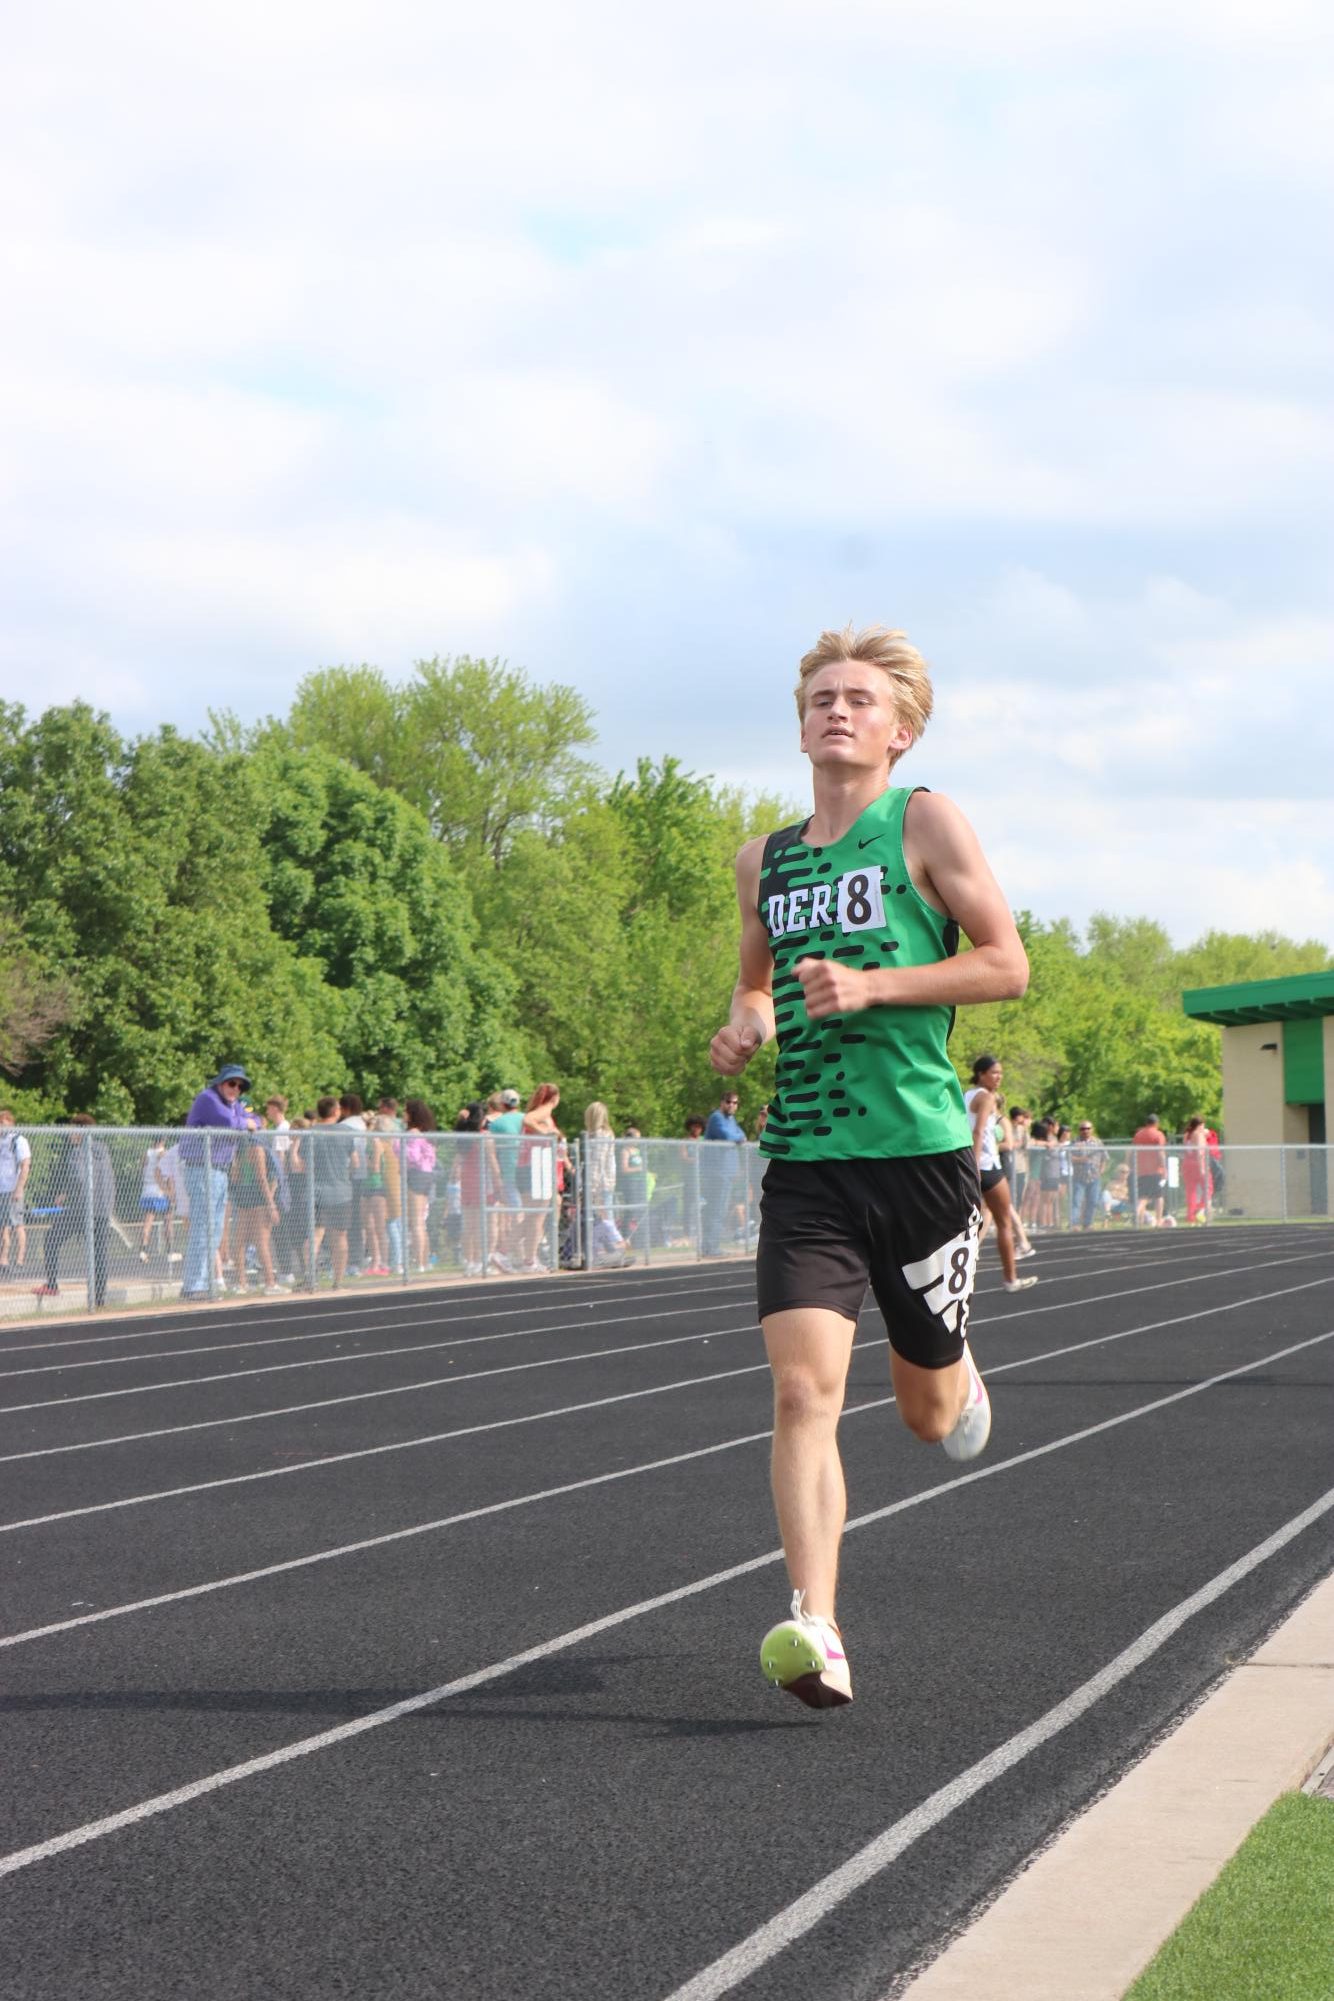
[1,1225,1331,1999]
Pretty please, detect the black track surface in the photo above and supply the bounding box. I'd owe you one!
[1,1226,1331,1999]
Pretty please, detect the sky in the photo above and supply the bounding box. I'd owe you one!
[4,0,1333,947]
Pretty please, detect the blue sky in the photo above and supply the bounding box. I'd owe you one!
[4,0,1332,944]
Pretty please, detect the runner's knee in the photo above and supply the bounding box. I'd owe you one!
[772,1364,842,1430]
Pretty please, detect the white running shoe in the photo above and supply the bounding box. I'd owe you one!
[1002,1274,1039,1292]
[942,1343,992,1462]
[759,1590,853,1709]
[1015,1244,1037,1261]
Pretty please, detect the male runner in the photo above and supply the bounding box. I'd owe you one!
[710,624,1030,1709]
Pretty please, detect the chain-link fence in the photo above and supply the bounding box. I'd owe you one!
[1011,1143,1332,1233]
[0,1125,1329,1321]
[0,1124,562,1321]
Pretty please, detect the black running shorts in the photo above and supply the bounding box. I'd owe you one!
[756,1149,983,1370]
[979,1164,1005,1193]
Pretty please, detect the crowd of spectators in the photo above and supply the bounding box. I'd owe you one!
[998,1102,1223,1232]
[0,1070,776,1301]
[0,1075,1223,1306]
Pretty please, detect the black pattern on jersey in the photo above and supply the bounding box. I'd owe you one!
[760,822,912,1156]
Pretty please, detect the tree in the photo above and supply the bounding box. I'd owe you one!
[0,707,342,1120]
[257,746,531,1107]
[281,656,598,869]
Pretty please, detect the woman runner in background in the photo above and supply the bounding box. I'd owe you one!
[964,1057,1038,1292]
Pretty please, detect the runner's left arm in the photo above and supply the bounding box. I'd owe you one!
[798,792,1028,1019]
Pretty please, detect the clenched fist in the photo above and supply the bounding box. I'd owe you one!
[796,957,872,1020]
[710,1023,761,1075]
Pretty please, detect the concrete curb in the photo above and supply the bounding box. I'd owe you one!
[896,1567,1334,2000]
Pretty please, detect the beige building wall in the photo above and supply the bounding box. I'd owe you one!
[1218,1024,1308,1218]
[1220,1023,1296,1144]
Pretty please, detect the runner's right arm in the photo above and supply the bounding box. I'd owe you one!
[710,838,776,1076]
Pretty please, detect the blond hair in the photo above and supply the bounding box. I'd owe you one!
[795,624,934,752]
[583,1100,613,1137]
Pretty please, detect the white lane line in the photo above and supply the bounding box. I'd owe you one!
[0,1319,767,1461]
[1,1328,1329,1880]
[5,1282,1332,1641]
[663,1475,1334,2001]
[0,1295,762,1415]
[2,1226,1318,1369]
[4,1271,1330,1535]
[3,1240,1327,1482]
[4,1243,1319,1417]
[0,1277,758,1375]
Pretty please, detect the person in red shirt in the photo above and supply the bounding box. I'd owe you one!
[1133,1112,1168,1227]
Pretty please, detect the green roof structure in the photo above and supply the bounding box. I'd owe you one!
[1181,969,1334,1028]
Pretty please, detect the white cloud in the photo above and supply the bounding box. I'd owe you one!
[0,0,1331,962]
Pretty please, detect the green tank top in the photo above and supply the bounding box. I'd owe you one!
[757,786,971,1162]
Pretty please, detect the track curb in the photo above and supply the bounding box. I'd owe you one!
[896,1565,1334,2000]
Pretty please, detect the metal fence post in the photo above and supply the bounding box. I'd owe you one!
[83,1134,98,1314]
[1129,1156,1139,1229]
[581,1136,592,1270]
[549,1138,560,1276]
[204,1132,217,1299]
[305,1132,317,1290]
[1280,1145,1288,1224]
[397,1134,409,1282]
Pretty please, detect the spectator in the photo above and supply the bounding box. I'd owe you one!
[361,1115,394,1275]
[1133,1111,1169,1227]
[1036,1118,1065,1229]
[34,1115,114,1306]
[138,1136,170,1261]
[701,1088,745,1256]
[1182,1116,1213,1224]
[377,1096,404,1130]
[1101,1162,1133,1221]
[1009,1107,1031,1212]
[994,1094,1035,1257]
[157,1136,188,1265]
[339,1093,369,1273]
[1205,1124,1225,1207]
[517,1084,563,1272]
[0,1106,33,1275]
[457,1101,505,1275]
[306,1096,352,1287]
[486,1088,526,1264]
[1068,1120,1110,1231]
[179,1063,251,1300]
[230,1128,284,1293]
[677,1115,706,1251]
[617,1121,650,1246]
[584,1101,632,1266]
[404,1098,438,1274]
[1020,1115,1046,1231]
[263,1097,298,1283]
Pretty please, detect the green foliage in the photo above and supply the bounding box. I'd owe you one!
[952,911,1331,1135]
[0,668,1326,1138]
[256,746,530,1112]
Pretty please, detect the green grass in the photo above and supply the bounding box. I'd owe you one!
[1125,1791,1334,2001]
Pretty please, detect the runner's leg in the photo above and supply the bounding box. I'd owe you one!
[763,1306,857,1621]
[983,1176,1019,1282]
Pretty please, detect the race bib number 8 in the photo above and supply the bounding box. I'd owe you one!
[900,1211,982,1335]
[836,866,886,934]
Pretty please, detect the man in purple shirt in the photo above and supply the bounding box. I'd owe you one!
[180,1063,251,1300]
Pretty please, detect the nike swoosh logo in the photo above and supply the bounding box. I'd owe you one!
[858,835,886,849]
